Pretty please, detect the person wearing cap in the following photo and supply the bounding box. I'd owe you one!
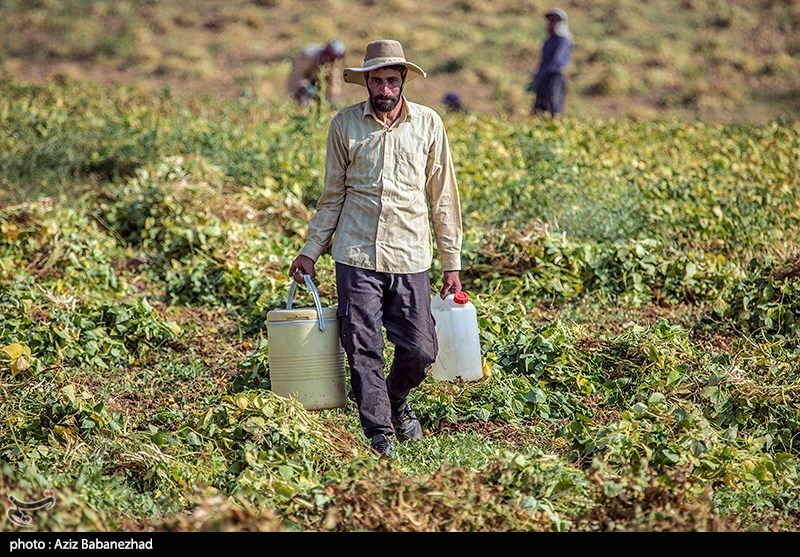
[527,8,573,116]
[286,39,347,107]
[288,39,463,458]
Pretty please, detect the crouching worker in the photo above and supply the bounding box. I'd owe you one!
[287,39,347,107]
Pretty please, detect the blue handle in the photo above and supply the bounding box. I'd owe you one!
[286,274,326,332]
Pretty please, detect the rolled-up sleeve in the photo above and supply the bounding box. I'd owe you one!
[425,117,463,271]
[300,116,348,261]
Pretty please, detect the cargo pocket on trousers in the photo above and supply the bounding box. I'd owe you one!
[335,302,351,350]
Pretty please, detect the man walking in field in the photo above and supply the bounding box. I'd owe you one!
[289,39,464,458]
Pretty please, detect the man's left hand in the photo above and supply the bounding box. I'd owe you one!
[440,270,462,299]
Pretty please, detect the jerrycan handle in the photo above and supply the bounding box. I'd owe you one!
[286,274,326,332]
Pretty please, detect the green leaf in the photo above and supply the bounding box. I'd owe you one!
[648,392,666,404]
[690,439,706,457]
[81,418,97,429]
[662,449,680,463]
[666,365,684,386]
[61,384,77,405]
[673,408,693,427]
[278,465,294,481]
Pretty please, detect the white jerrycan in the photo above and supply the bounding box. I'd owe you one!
[429,291,483,382]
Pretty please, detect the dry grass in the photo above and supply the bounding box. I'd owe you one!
[0,0,797,123]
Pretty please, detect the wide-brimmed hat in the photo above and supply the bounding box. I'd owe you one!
[342,39,426,85]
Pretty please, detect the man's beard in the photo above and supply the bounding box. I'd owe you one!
[370,87,403,113]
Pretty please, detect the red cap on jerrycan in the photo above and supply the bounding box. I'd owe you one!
[454,291,469,304]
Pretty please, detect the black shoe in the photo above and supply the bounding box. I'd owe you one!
[391,401,424,441]
[369,433,394,458]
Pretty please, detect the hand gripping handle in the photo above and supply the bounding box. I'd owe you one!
[286,274,326,332]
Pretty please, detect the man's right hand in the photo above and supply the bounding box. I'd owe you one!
[289,254,316,284]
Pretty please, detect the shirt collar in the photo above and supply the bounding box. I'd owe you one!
[362,95,414,125]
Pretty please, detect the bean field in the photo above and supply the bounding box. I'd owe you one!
[1,78,799,531]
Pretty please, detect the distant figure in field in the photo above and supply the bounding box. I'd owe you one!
[286,39,347,107]
[441,91,467,113]
[528,8,572,117]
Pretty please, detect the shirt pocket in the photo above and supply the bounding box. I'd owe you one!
[395,149,425,189]
[349,135,383,187]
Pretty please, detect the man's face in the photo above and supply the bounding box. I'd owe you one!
[367,68,404,113]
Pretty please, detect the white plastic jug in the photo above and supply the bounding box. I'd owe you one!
[429,291,483,382]
[266,275,347,410]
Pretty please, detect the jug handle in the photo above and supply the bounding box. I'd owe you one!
[286,274,326,332]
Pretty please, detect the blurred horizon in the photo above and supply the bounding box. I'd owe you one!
[0,0,798,124]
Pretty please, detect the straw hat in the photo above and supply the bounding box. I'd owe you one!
[342,39,426,86]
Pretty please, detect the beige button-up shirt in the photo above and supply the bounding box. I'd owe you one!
[300,97,463,274]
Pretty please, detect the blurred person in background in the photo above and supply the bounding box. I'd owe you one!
[441,91,467,113]
[527,8,572,117]
[287,39,346,107]
[288,39,463,459]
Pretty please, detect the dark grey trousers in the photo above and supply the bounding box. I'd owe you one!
[533,73,567,116]
[335,262,438,438]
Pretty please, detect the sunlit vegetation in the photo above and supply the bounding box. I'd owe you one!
[1,79,798,531]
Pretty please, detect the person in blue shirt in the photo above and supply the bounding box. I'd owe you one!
[528,8,573,116]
